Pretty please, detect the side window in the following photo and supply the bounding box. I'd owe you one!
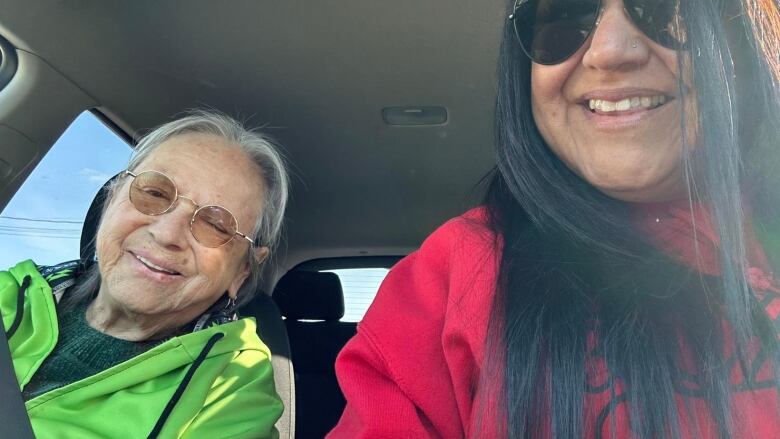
[322,268,390,322]
[0,112,131,268]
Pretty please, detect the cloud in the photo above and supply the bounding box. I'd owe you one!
[78,168,111,183]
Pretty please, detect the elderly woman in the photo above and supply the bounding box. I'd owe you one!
[330,0,780,438]
[1,111,289,438]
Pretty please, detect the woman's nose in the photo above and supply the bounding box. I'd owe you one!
[581,5,651,71]
[147,201,192,250]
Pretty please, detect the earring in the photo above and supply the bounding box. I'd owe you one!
[224,296,238,321]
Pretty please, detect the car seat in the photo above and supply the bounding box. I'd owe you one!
[273,271,357,439]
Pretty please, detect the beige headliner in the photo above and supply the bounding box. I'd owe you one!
[0,0,504,282]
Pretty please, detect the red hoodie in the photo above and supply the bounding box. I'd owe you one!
[328,208,780,438]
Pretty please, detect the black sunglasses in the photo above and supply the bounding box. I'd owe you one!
[509,0,688,65]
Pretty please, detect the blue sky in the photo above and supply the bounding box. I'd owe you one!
[0,112,131,268]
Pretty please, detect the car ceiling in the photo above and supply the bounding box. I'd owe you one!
[0,0,504,271]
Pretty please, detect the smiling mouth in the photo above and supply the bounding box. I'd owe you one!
[134,254,181,275]
[587,95,672,114]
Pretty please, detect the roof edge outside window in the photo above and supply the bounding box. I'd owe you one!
[0,34,19,91]
[91,109,135,146]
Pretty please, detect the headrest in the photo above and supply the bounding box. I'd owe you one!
[273,271,345,321]
[80,173,122,269]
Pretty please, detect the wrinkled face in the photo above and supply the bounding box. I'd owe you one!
[531,0,696,202]
[96,133,265,327]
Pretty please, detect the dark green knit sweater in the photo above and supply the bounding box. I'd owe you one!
[22,301,161,401]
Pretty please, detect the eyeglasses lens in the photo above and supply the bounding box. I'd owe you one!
[129,171,177,215]
[128,171,239,247]
[514,0,686,65]
[514,0,601,65]
[624,0,687,50]
[191,206,238,247]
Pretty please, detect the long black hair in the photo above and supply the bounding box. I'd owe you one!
[480,0,780,437]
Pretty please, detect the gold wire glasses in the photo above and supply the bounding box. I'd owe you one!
[124,170,255,248]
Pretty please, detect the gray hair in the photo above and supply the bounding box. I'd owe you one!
[128,110,289,252]
[125,110,290,307]
[65,110,289,313]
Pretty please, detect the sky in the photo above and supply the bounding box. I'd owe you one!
[0,112,131,268]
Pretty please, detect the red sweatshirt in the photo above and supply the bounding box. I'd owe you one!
[328,208,780,438]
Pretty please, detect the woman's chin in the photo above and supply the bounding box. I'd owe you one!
[579,165,686,203]
[599,185,686,203]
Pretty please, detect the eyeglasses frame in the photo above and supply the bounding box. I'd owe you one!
[508,0,688,65]
[123,170,255,248]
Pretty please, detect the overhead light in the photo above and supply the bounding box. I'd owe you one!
[382,106,448,126]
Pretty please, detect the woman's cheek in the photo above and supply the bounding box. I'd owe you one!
[95,227,122,275]
[95,204,140,269]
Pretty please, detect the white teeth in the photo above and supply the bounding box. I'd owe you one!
[136,255,178,274]
[615,98,631,111]
[588,95,668,112]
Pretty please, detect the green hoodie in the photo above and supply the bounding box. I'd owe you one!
[1,260,282,438]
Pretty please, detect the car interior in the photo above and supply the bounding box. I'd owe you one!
[0,2,503,437]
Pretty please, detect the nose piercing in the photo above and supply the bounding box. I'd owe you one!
[632,40,638,49]
[594,8,603,26]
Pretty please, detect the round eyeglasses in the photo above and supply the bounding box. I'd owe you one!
[124,170,256,248]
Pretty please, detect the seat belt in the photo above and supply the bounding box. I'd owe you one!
[0,324,36,438]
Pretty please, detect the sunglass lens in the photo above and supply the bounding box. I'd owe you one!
[514,0,600,64]
[129,171,176,215]
[625,0,687,50]
[192,206,238,247]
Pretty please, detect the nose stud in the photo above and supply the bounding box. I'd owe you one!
[594,7,604,26]
[632,40,638,49]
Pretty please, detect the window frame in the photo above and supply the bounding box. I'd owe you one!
[0,111,133,268]
[90,109,135,146]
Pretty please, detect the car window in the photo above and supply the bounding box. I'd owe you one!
[322,268,389,322]
[0,112,131,269]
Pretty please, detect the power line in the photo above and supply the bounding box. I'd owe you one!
[0,231,80,239]
[0,216,83,224]
[0,225,81,233]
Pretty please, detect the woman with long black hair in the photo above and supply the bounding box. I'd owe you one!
[329,0,780,437]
